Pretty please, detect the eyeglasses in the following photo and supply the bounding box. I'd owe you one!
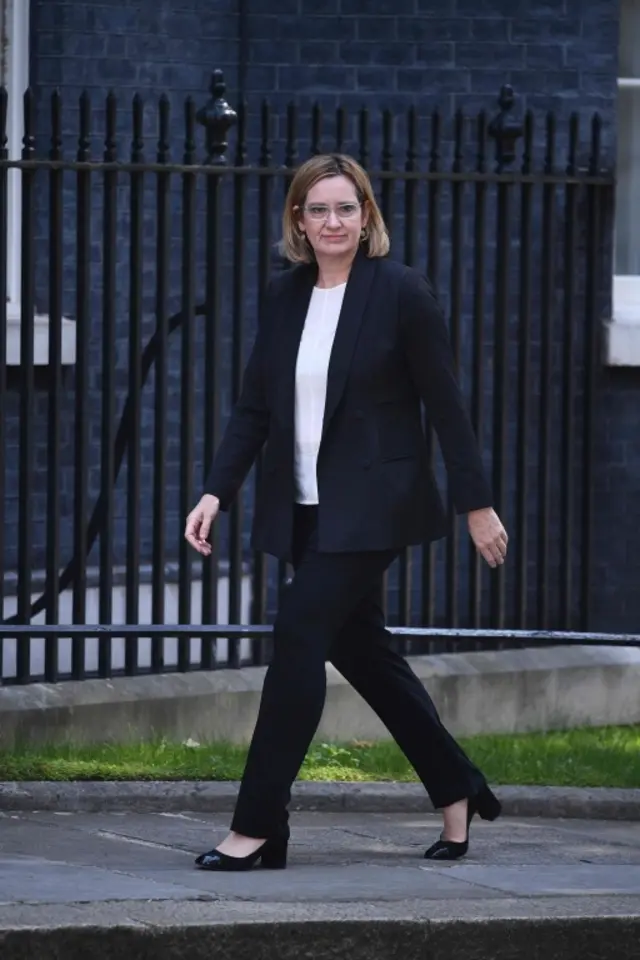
[302,202,361,221]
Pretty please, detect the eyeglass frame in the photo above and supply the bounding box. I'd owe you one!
[294,201,364,222]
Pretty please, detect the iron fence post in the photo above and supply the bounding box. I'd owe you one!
[197,71,237,668]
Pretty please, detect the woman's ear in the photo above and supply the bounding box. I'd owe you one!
[293,204,305,235]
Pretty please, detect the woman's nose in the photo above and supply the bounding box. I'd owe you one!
[326,210,341,227]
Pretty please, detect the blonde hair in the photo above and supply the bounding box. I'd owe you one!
[280,153,390,264]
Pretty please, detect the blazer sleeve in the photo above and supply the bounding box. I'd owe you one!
[398,269,494,515]
[202,282,275,511]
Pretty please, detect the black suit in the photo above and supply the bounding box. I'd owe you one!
[205,250,493,558]
[205,250,493,839]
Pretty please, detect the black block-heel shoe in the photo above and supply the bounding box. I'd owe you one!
[423,785,502,862]
[195,833,289,872]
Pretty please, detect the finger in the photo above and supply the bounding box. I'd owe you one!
[184,510,199,534]
[488,530,507,552]
[199,513,213,543]
[495,538,507,559]
[185,534,206,554]
[184,516,200,544]
[185,514,209,554]
[481,546,497,568]
[482,543,504,566]
[190,537,211,556]
[184,527,199,547]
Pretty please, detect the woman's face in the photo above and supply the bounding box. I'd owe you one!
[297,175,369,262]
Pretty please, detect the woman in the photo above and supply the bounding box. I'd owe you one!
[185,154,508,871]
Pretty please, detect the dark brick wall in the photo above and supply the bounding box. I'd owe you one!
[6,0,634,632]
[245,0,618,120]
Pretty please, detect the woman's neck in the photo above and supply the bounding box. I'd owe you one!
[315,253,355,289]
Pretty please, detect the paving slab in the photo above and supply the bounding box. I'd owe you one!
[0,810,639,960]
[425,862,640,896]
[0,857,217,905]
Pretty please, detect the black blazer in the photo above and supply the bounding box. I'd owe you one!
[204,249,493,562]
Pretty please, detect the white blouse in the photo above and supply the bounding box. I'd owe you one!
[294,283,346,505]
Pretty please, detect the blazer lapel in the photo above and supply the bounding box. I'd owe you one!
[275,263,316,427]
[322,250,377,437]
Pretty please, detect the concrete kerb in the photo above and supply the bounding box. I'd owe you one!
[1,780,639,820]
[1,917,640,960]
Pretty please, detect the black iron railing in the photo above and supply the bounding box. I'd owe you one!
[0,71,615,684]
[0,624,637,688]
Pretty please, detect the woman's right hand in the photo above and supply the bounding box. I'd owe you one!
[184,494,220,557]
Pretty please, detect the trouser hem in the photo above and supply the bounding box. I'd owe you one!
[428,776,487,811]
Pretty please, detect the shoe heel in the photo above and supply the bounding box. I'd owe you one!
[260,836,288,870]
[477,786,502,822]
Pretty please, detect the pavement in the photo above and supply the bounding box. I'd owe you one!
[0,807,639,959]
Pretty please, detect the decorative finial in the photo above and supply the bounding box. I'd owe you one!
[488,84,523,170]
[196,69,237,165]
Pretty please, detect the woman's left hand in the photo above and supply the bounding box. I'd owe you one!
[467,508,508,568]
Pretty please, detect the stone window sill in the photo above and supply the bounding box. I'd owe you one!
[603,277,640,367]
[6,310,77,366]
[605,319,640,366]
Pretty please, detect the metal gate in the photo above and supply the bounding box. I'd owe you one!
[0,71,616,683]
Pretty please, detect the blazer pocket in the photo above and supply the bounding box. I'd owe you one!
[380,452,417,463]
[376,401,420,462]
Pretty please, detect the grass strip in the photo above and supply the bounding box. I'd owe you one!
[0,726,638,788]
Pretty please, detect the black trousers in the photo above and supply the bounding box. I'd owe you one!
[231,505,486,838]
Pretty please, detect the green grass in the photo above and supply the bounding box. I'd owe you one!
[1,726,639,788]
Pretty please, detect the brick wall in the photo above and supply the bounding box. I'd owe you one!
[245,0,617,120]
[6,0,633,631]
